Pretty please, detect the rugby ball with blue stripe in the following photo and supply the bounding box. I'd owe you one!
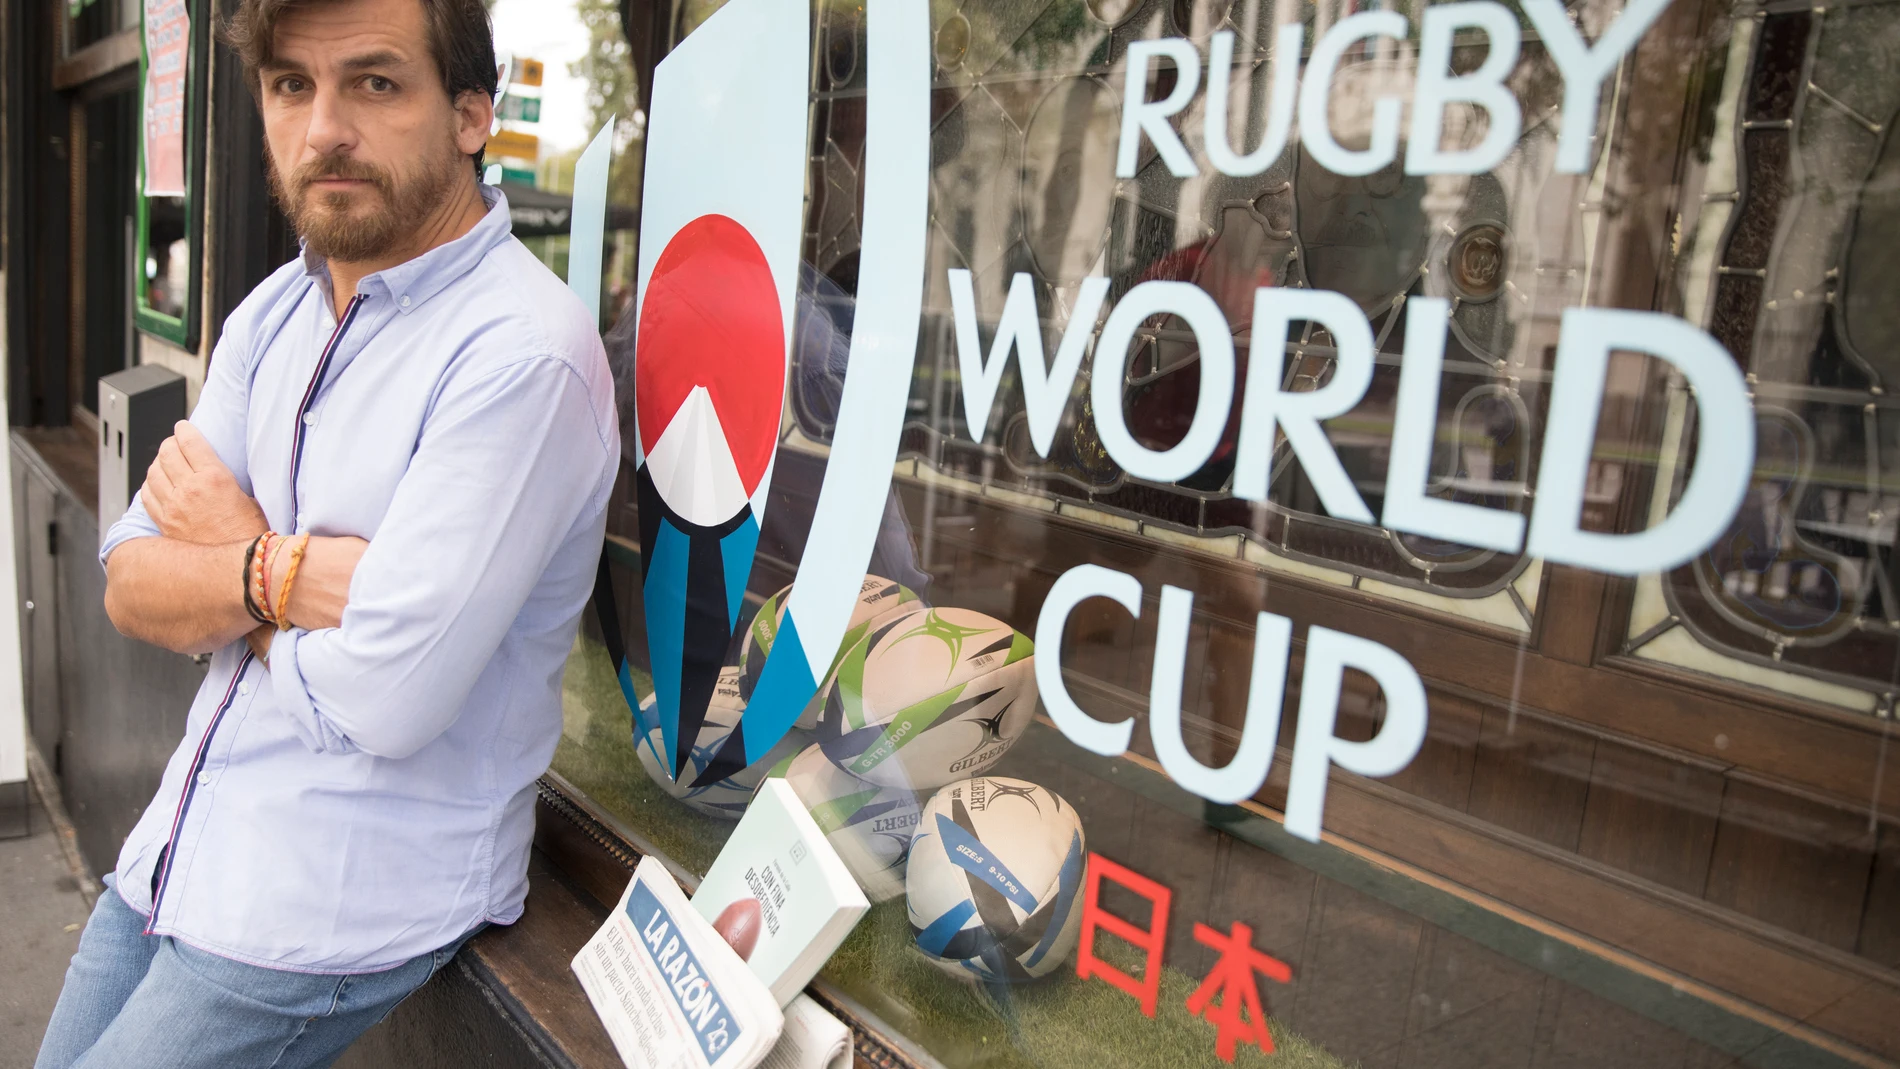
[816,607,1035,791]
[762,743,922,902]
[906,777,1085,983]
[635,667,809,820]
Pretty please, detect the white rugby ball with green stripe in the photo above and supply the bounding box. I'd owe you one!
[816,607,1035,791]
[740,575,922,729]
[762,743,922,902]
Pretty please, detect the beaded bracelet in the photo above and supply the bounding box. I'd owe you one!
[241,534,272,625]
[253,531,280,627]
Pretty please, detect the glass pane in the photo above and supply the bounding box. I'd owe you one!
[1638,4,1900,699]
[142,194,187,320]
[550,0,1900,1065]
[66,0,133,55]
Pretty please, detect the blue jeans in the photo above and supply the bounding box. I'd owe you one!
[35,876,483,1069]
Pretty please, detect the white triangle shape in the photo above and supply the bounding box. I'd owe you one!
[646,386,749,528]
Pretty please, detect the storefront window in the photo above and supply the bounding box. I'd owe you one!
[141,196,188,321]
[133,0,203,348]
[66,0,138,55]
[553,0,1900,1064]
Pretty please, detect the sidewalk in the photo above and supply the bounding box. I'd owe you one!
[0,778,94,1067]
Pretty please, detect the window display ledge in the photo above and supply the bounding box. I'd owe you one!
[530,774,940,1069]
[459,852,621,1068]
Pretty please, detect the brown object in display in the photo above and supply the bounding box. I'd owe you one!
[712,895,764,962]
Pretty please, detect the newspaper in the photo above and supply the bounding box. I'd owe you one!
[574,856,785,1069]
[757,994,852,1069]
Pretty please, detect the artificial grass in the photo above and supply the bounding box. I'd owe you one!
[554,636,736,876]
[553,637,1354,1069]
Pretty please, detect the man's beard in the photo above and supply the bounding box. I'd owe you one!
[270,146,464,263]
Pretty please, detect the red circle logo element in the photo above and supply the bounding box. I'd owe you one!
[635,214,786,509]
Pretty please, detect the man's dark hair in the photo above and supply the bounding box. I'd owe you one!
[222,0,498,172]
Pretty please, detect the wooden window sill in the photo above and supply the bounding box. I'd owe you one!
[455,785,925,1068]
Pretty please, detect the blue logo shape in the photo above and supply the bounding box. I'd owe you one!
[627,0,932,788]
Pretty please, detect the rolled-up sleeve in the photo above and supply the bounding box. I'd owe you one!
[99,484,163,568]
[100,329,257,565]
[268,353,612,759]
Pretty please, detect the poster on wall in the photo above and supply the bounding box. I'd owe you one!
[142,0,189,198]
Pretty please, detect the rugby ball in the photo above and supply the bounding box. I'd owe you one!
[711,896,764,961]
[906,777,1085,982]
[763,743,922,902]
[635,668,809,820]
[816,607,1035,790]
[739,575,922,727]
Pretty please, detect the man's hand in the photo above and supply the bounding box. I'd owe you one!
[275,536,370,632]
[143,421,267,545]
[245,623,276,663]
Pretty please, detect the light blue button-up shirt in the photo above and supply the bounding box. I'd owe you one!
[100,187,619,973]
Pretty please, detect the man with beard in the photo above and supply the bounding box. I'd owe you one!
[34,0,616,1065]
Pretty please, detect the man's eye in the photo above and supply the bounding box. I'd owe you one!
[276,76,307,94]
[366,76,394,92]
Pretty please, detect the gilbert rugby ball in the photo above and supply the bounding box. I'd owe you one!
[739,575,921,727]
[906,777,1085,982]
[763,743,922,902]
[816,607,1034,790]
[635,668,808,820]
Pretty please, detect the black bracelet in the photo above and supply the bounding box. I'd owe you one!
[241,535,271,625]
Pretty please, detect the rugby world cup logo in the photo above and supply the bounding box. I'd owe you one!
[633,0,928,786]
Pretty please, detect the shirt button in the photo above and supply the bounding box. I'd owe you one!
[238,682,250,696]
[197,771,212,787]
[400,295,411,308]
[295,513,307,529]
[303,412,318,426]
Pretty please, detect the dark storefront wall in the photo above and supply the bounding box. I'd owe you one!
[12,430,203,873]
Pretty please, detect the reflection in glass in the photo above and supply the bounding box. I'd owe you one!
[1651,1,1900,694]
[144,195,188,321]
[550,3,1900,1067]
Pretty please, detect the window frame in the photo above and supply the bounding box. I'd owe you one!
[132,0,207,352]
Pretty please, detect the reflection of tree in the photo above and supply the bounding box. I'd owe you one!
[1012,0,1091,66]
[571,0,647,326]
[571,0,645,211]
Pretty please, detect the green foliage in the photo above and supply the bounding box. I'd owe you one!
[1012,0,1092,66]
[555,636,736,877]
[568,0,645,210]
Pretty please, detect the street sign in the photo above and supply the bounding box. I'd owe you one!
[499,93,542,124]
[516,57,544,87]
[486,129,540,160]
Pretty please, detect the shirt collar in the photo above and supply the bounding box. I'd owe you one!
[300,184,514,315]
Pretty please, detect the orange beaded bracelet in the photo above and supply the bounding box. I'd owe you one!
[250,531,279,626]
